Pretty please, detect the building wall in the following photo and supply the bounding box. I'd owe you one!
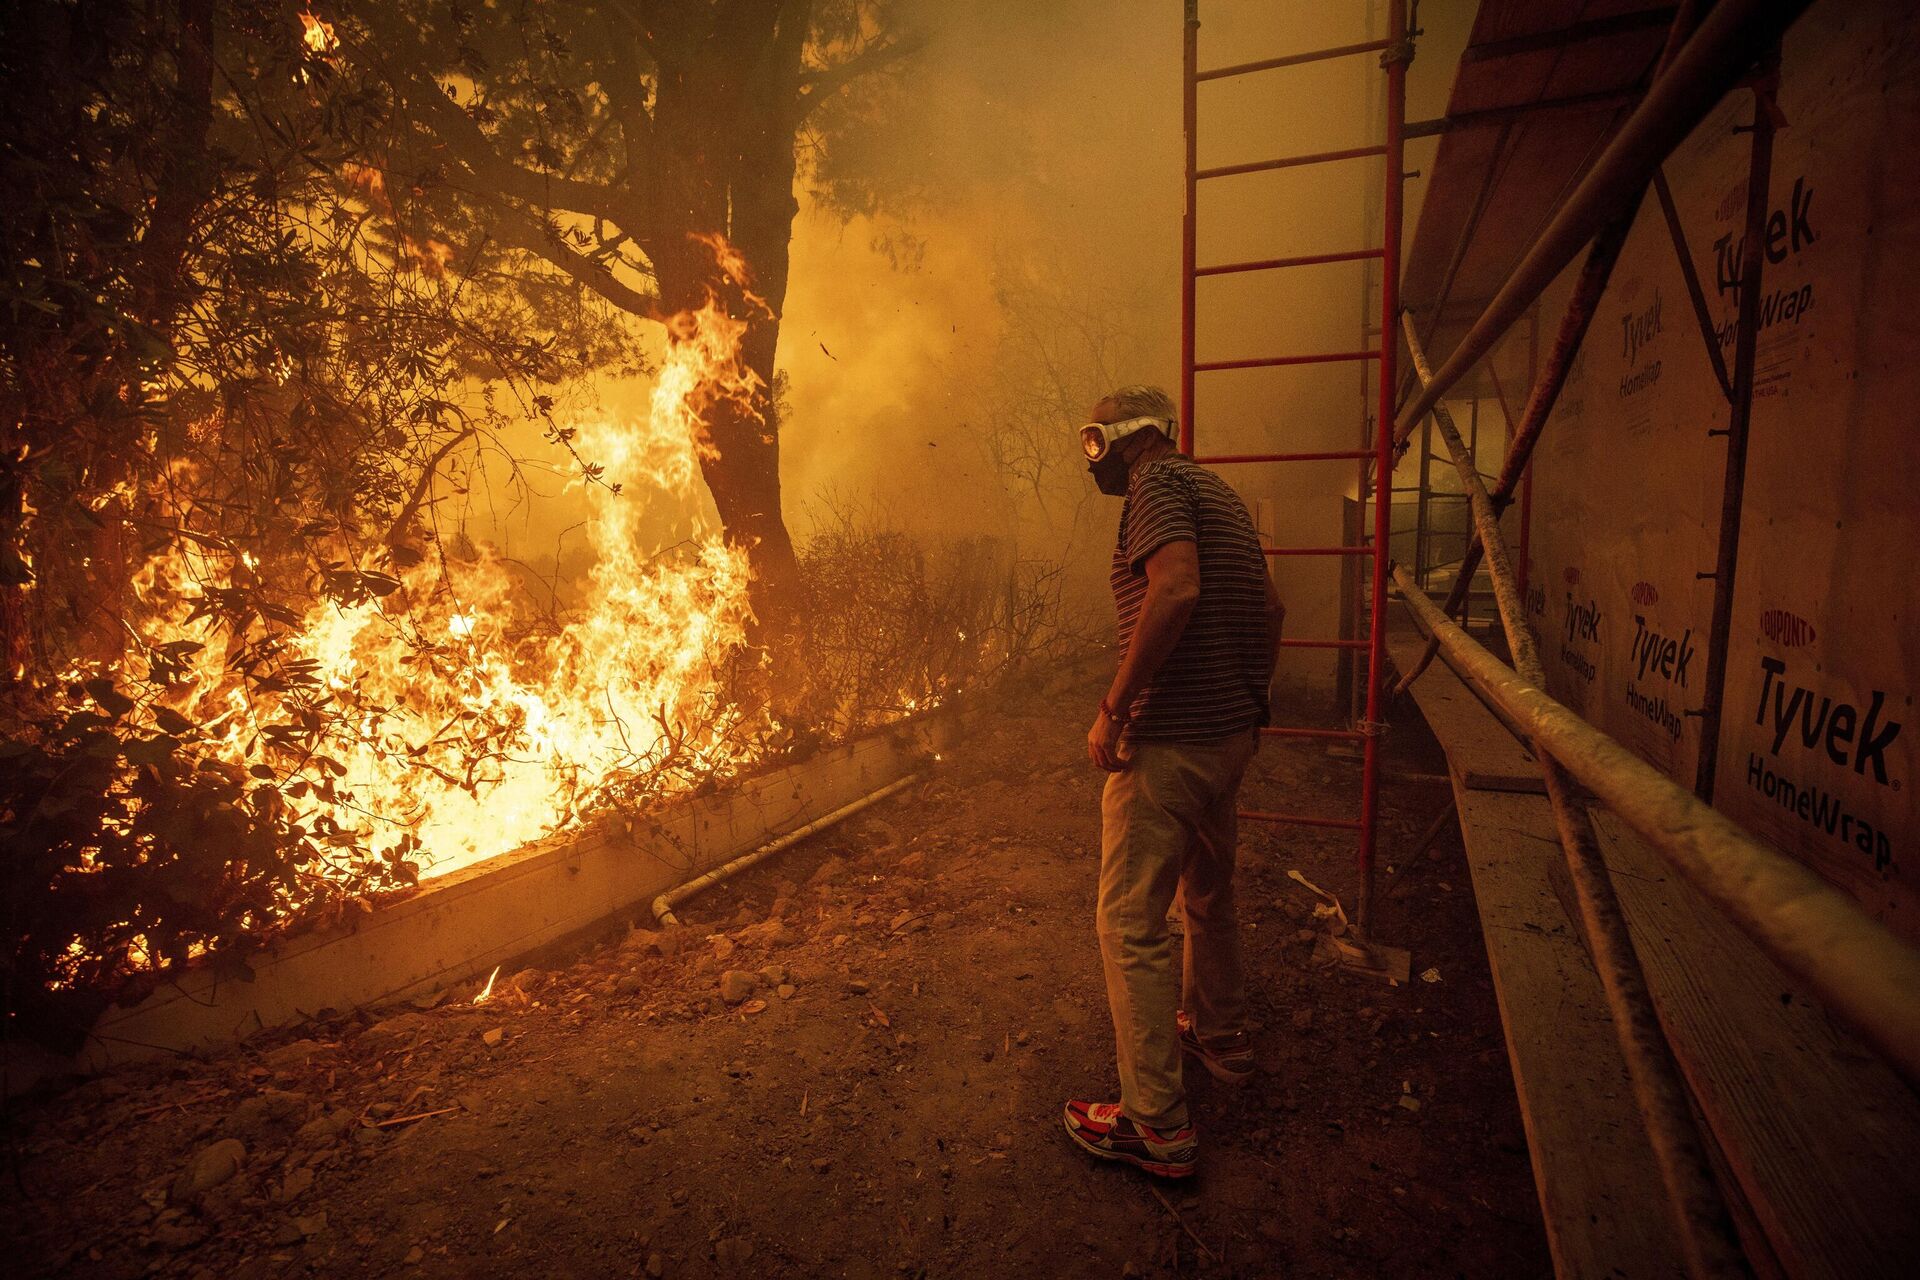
[1527,0,1920,941]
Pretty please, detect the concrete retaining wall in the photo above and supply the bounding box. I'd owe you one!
[74,708,960,1072]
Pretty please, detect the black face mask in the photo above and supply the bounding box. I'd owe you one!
[1088,450,1133,496]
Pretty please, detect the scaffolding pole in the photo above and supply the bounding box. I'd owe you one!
[1394,573,1920,1092]
[1402,317,1747,1279]
[1693,65,1779,802]
[1392,0,1811,454]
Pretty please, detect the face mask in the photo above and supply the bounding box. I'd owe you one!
[1088,450,1133,496]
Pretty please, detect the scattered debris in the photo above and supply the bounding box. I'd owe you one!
[171,1138,245,1204]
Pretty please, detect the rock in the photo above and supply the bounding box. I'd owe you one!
[714,1237,754,1269]
[222,1089,309,1140]
[615,975,646,997]
[272,1220,304,1247]
[735,920,792,948]
[171,1139,246,1204]
[361,1012,429,1046]
[895,851,927,874]
[404,1246,425,1266]
[294,1110,355,1147]
[619,928,662,955]
[889,910,928,935]
[645,1252,666,1278]
[1291,1007,1314,1031]
[261,1039,324,1072]
[807,857,846,886]
[758,964,788,986]
[711,936,737,961]
[151,1220,209,1250]
[845,980,870,995]
[352,1124,384,1147]
[653,929,688,957]
[810,1157,833,1173]
[293,1212,328,1238]
[508,967,547,993]
[276,1167,314,1202]
[718,971,757,1005]
[482,1027,505,1047]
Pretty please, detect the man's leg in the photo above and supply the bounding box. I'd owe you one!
[1181,729,1258,1047]
[1096,742,1198,1129]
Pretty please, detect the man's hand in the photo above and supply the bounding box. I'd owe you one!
[1087,707,1127,772]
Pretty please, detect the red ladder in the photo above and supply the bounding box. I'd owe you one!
[1179,1,1411,930]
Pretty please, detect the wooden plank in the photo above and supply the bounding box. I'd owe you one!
[1589,809,1920,1279]
[1390,626,1688,1278]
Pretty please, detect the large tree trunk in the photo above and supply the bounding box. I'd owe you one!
[644,0,811,644]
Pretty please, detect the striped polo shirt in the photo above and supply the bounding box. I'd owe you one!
[1112,455,1272,741]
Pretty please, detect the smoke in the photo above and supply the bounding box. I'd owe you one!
[464,1,1474,668]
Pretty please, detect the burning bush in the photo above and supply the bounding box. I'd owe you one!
[794,504,1069,738]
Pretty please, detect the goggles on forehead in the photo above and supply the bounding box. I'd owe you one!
[1078,415,1175,462]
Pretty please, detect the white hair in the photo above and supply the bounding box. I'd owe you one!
[1104,384,1178,427]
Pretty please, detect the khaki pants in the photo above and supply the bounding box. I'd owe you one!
[1097,727,1259,1129]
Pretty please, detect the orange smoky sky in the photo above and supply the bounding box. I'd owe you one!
[465,1,1472,650]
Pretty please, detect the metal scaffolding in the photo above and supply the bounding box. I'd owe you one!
[1383,0,1920,1274]
[1179,0,1409,933]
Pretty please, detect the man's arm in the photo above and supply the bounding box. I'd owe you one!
[1262,562,1287,679]
[1106,539,1202,711]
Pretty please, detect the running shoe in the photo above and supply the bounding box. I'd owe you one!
[1176,1009,1256,1085]
[1062,1099,1198,1178]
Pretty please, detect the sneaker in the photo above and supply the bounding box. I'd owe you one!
[1062,1099,1198,1178]
[1176,1009,1255,1085]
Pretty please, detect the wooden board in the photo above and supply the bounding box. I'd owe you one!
[1589,809,1920,1279]
[1389,624,1690,1278]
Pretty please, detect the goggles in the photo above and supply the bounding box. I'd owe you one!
[1078,415,1174,462]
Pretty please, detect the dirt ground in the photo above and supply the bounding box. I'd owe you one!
[4,662,1549,1279]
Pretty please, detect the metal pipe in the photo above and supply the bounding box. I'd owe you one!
[1196,348,1379,372]
[1391,211,1638,695]
[1404,316,1750,1277]
[1392,0,1811,449]
[1357,4,1410,934]
[1196,449,1375,464]
[1653,168,1735,401]
[1392,0,1711,693]
[1395,572,1920,1090]
[652,775,921,927]
[1694,70,1778,802]
[1196,38,1389,82]
[1198,143,1386,181]
[1195,247,1384,277]
[1179,0,1198,454]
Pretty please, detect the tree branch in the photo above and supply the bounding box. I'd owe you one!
[483,202,665,322]
[398,73,629,224]
[794,33,924,121]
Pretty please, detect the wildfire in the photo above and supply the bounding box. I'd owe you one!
[73,241,780,906]
[298,10,338,57]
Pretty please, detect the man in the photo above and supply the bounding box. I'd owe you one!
[1062,384,1284,1179]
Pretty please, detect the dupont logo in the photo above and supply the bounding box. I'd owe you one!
[1630,581,1659,606]
[1563,567,1581,586]
[1760,608,1816,648]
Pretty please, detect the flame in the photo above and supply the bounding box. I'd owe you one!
[299,11,338,56]
[471,964,501,1005]
[69,238,781,905]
